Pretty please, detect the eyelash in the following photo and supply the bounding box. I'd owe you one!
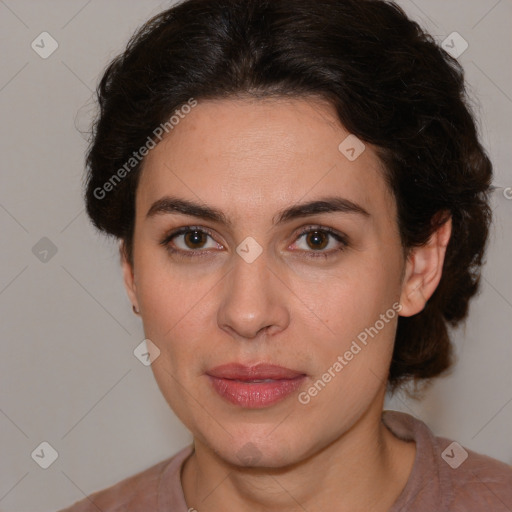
[159,225,348,260]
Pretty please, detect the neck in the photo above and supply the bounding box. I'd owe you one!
[181,393,416,512]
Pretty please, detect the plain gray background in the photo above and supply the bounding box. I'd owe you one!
[0,1,511,510]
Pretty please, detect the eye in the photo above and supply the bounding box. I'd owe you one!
[160,225,348,260]
[290,226,348,258]
[160,226,223,257]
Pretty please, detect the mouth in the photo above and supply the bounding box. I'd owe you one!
[206,363,307,408]
[206,362,305,380]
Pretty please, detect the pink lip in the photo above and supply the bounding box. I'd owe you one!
[207,363,305,380]
[206,363,306,408]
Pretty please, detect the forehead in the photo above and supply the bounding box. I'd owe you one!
[137,97,395,221]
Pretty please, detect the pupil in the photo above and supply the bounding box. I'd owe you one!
[185,230,205,248]
[307,231,328,250]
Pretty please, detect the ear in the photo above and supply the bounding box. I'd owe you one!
[399,214,452,317]
[120,241,139,313]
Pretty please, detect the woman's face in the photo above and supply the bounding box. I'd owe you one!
[124,97,408,467]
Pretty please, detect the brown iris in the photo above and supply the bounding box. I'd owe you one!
[305,230,329,250]
[184,230,208,249]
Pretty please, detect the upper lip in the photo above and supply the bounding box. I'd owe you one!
[206,363,305,380]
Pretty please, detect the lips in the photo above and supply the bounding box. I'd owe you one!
[206,363,307,408]
[206,363,305,381]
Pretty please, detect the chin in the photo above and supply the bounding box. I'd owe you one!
[203,429,309,469]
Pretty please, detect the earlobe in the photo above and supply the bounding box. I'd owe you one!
[120,241,140,314]
[399,215,452,317]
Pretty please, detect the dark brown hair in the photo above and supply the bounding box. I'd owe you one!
[84,0,493,393]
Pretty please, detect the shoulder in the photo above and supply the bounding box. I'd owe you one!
[382,410,512,511]
[56,445,193,512]
[437,436,512,509]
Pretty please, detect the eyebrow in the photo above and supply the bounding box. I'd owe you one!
[146,195,370,226]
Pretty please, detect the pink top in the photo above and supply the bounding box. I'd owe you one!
[57,410,512,511]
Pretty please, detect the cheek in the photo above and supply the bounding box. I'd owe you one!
[136,247,206,322]
[297,257,399,334]
[135,257,219,372]
[299,283,399,417]
[137,270,211,421]
[139,281,207,356]
[295,257,401,384]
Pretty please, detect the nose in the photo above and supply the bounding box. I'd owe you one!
[217,249,290,341]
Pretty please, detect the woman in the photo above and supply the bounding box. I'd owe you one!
[59,0,512,510]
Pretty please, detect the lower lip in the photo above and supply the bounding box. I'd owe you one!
[207,375,306,408]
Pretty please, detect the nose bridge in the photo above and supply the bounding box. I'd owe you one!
[217,247,289,339]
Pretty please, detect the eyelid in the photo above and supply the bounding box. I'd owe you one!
[293,225,348,243]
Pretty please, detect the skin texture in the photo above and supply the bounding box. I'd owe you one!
[121,97,452,512]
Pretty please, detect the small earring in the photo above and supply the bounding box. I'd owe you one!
[132,305,140,315]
